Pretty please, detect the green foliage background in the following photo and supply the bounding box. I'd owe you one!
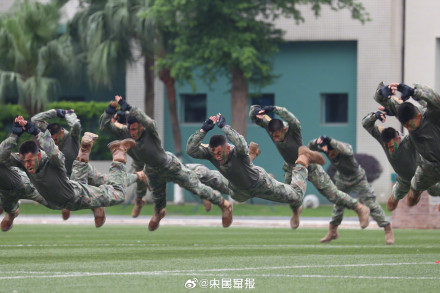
[0,101,113,160]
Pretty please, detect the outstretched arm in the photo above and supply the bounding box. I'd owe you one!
[186,130,211,160]
[0,118,26,165]
[412,84,440,112]
[222,125,248,156]
[328,138,354,156]
[0,134,19,165]
[31,109,58,131]
[249,105,271,128]
[273,106,301,134]
[361,112,384,142]
[64,111,81,139]
[99,100,128,138]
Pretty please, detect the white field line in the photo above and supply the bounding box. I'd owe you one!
[0,262,438,280]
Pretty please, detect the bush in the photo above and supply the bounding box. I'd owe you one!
[0,101,113,160]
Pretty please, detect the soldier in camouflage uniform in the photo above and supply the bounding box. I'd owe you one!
[0,116,136,228]
[32,108,140,220]
[99,96,233,231]
[249,105,370,230]
[109,110,151,218]
[187,114,326,227]
[0,164,54,231]
[186,164,230,195]
[186,142,262,199]
[377,82,440,212]
[0,121,64,231]
[308,136,393,244]
[363,84,440,212]
[32,108,81,220]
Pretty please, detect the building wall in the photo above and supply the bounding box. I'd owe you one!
[165,41,358,203]
[405,0,440,89]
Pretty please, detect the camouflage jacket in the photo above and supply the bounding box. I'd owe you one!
[249,105,302,165]
[362,112,417,181]
[187,126,260,190]
[99,106,167,167]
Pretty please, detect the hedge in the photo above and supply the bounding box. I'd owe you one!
[0,101,114,160]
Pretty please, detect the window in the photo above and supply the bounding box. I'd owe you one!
[249,94,275,119]
[181,94,207,123]
[321,93,348,124]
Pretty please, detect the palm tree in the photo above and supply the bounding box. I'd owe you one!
[0,0,76,117]
[70,0,183,157]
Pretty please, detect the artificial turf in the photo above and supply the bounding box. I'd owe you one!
[0,225,438,292]
[16,202,392,217]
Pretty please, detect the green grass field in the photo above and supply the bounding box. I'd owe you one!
[1,225,438,293]
[17,202,392,217]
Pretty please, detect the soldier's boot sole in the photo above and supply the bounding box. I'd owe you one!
[354,203,370,229]
[1,209,19,232]
[77,132,99,163]
[296,146,326,168]
[290,206,302,229]
[108,138,136,163]
[219,199,233,228]
[386,195,399,211]
[148,208,166,231]
[406,188,422,207]
[320,224,339,243]
[61,209,71,221]
[132,198,146,218]
[202,199,212,212]
[92,207,106,228]
[384,224,394,245]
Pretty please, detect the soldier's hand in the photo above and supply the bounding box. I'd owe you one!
[375,111,386,123]
[217,115,226,128]
[116,111,127,124]
[106,101,118,115]
[318,135,331,148]
[12,121,24,136]
[253,106,263,117]
[117,96,132,111]
[24,121,40,136]
[397,83,415,101]
[201,117,215,133]
[380,85,393,99]
[56,109,67,118]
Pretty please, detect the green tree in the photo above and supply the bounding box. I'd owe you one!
[146,0,370,137]
[70,0,184,157]
[0,0,77,117]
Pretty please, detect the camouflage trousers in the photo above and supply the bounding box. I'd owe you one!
[145,152,224,210]
[393,175,440,200]
[186,163,230,195]
[132,160,149,199]
[230,165,307,210]
[86,162,138,188]
[411,158,440,192]
[332,171,389,228]
[66,160,127,210]
[284,163,358,209]
[0,167,51,214]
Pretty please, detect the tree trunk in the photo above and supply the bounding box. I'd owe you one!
[230,67,249,138]
[143,55,155,118]
[159,68,182,156]
[159,68,184,205]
